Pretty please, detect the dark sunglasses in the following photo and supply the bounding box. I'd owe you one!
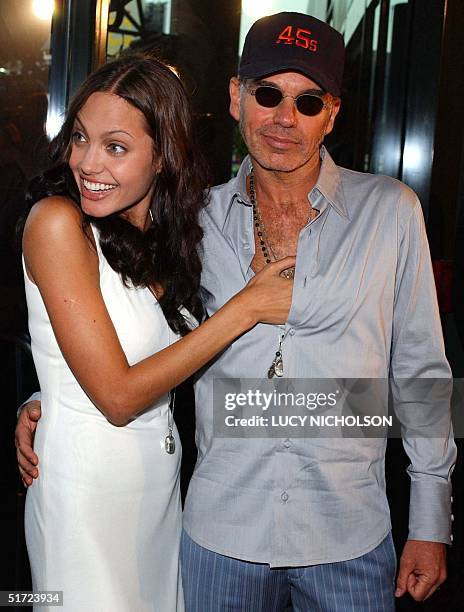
[248,85,330,117]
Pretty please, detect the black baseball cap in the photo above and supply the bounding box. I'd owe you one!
[239,12,345,97]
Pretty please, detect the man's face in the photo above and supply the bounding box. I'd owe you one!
[229,71,340,174]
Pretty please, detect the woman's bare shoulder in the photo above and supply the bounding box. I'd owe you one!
[25,196,83,236]
[23,196,96,272]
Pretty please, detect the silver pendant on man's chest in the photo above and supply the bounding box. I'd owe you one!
[268,355,284,378]
[268,334,285,378]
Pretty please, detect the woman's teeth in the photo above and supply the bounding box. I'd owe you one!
[83,179,117,192]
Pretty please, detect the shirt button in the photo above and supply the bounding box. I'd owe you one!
[289,328,295,336]
[283,439,291,449]
[450,534,454,542]
[451,514,454,522]
[281,492,289,502]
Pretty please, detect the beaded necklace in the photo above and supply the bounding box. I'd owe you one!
[249,168,318,278]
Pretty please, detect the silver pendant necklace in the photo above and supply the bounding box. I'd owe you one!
[268,333,285,378]
[147,282,176,454]
[248,168,319,378]
[248,170,286,378]
[165,318,176,454]
[165,389,176,454]
[249,167,318,278]
[249,169,294,279]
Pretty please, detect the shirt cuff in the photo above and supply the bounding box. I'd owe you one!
[408,479,453,544]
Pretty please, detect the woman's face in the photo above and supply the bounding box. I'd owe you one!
[69,92,158,229]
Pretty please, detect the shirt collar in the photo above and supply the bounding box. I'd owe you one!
[230,156,252,205]
[314,146,349,219]
[229,146,349,220]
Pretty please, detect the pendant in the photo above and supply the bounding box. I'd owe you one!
[268,356,284,378]
[164,432,176,454]
[274,357,284,377]
[268,334,285,378]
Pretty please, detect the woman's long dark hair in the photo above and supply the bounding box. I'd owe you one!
[26,54,208,335]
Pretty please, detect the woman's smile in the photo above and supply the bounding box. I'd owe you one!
[80,177,119,201]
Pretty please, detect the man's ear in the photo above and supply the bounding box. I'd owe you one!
[324,98,341,137]
[229,77,241,122]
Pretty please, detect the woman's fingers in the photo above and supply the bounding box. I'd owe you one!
[267,256,296,275]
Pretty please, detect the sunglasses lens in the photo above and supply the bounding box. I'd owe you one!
[254,86,283,108]
[253,86,326,116]
[296,95,325,116]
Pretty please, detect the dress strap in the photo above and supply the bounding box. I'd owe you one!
[89,222,107,273]
[89,223,103,256]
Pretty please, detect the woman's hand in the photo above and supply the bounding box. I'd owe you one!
[234,256,296,326]
[23,198,295,426]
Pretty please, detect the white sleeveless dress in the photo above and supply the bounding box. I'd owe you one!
[23,225,184,611]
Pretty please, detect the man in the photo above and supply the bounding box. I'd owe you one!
[17,12,455,611]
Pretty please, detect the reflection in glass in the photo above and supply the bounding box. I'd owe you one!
[107,0,171,58]
[0,1,52,334]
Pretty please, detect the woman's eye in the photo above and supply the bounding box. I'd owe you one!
[71,131,86,143]
[108,143,126,154]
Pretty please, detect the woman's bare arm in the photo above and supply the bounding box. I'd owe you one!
[24,197,294,426]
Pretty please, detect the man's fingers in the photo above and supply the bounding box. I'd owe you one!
[25,401,42,420]
[412,568,446,601]
[18,454,39,478]
[18,462,34,486]
[407,567,445,601]
[422,585,440,601]
[395,558,414,597]
[27,409,41,421]
[19,468,33,487]
[406,572,417,593]
[15,404,40,485]
[423,571,447,601]
[396,541,447,601]
[409,574,439,602]
[15,424,39,465]
[17,446,39,474]
[17,442,39,466]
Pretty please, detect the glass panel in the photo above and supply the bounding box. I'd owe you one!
[107,1,172,58]
[369,0,409,177]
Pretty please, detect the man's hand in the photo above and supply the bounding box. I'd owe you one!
[395,540,447,601]
[15,401,42,487]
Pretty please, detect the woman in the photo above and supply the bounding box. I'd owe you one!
[21,55,294,611]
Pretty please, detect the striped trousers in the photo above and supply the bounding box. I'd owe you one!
[181,530,396,611]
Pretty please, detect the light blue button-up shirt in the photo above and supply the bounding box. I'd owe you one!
[183,147,456,567]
